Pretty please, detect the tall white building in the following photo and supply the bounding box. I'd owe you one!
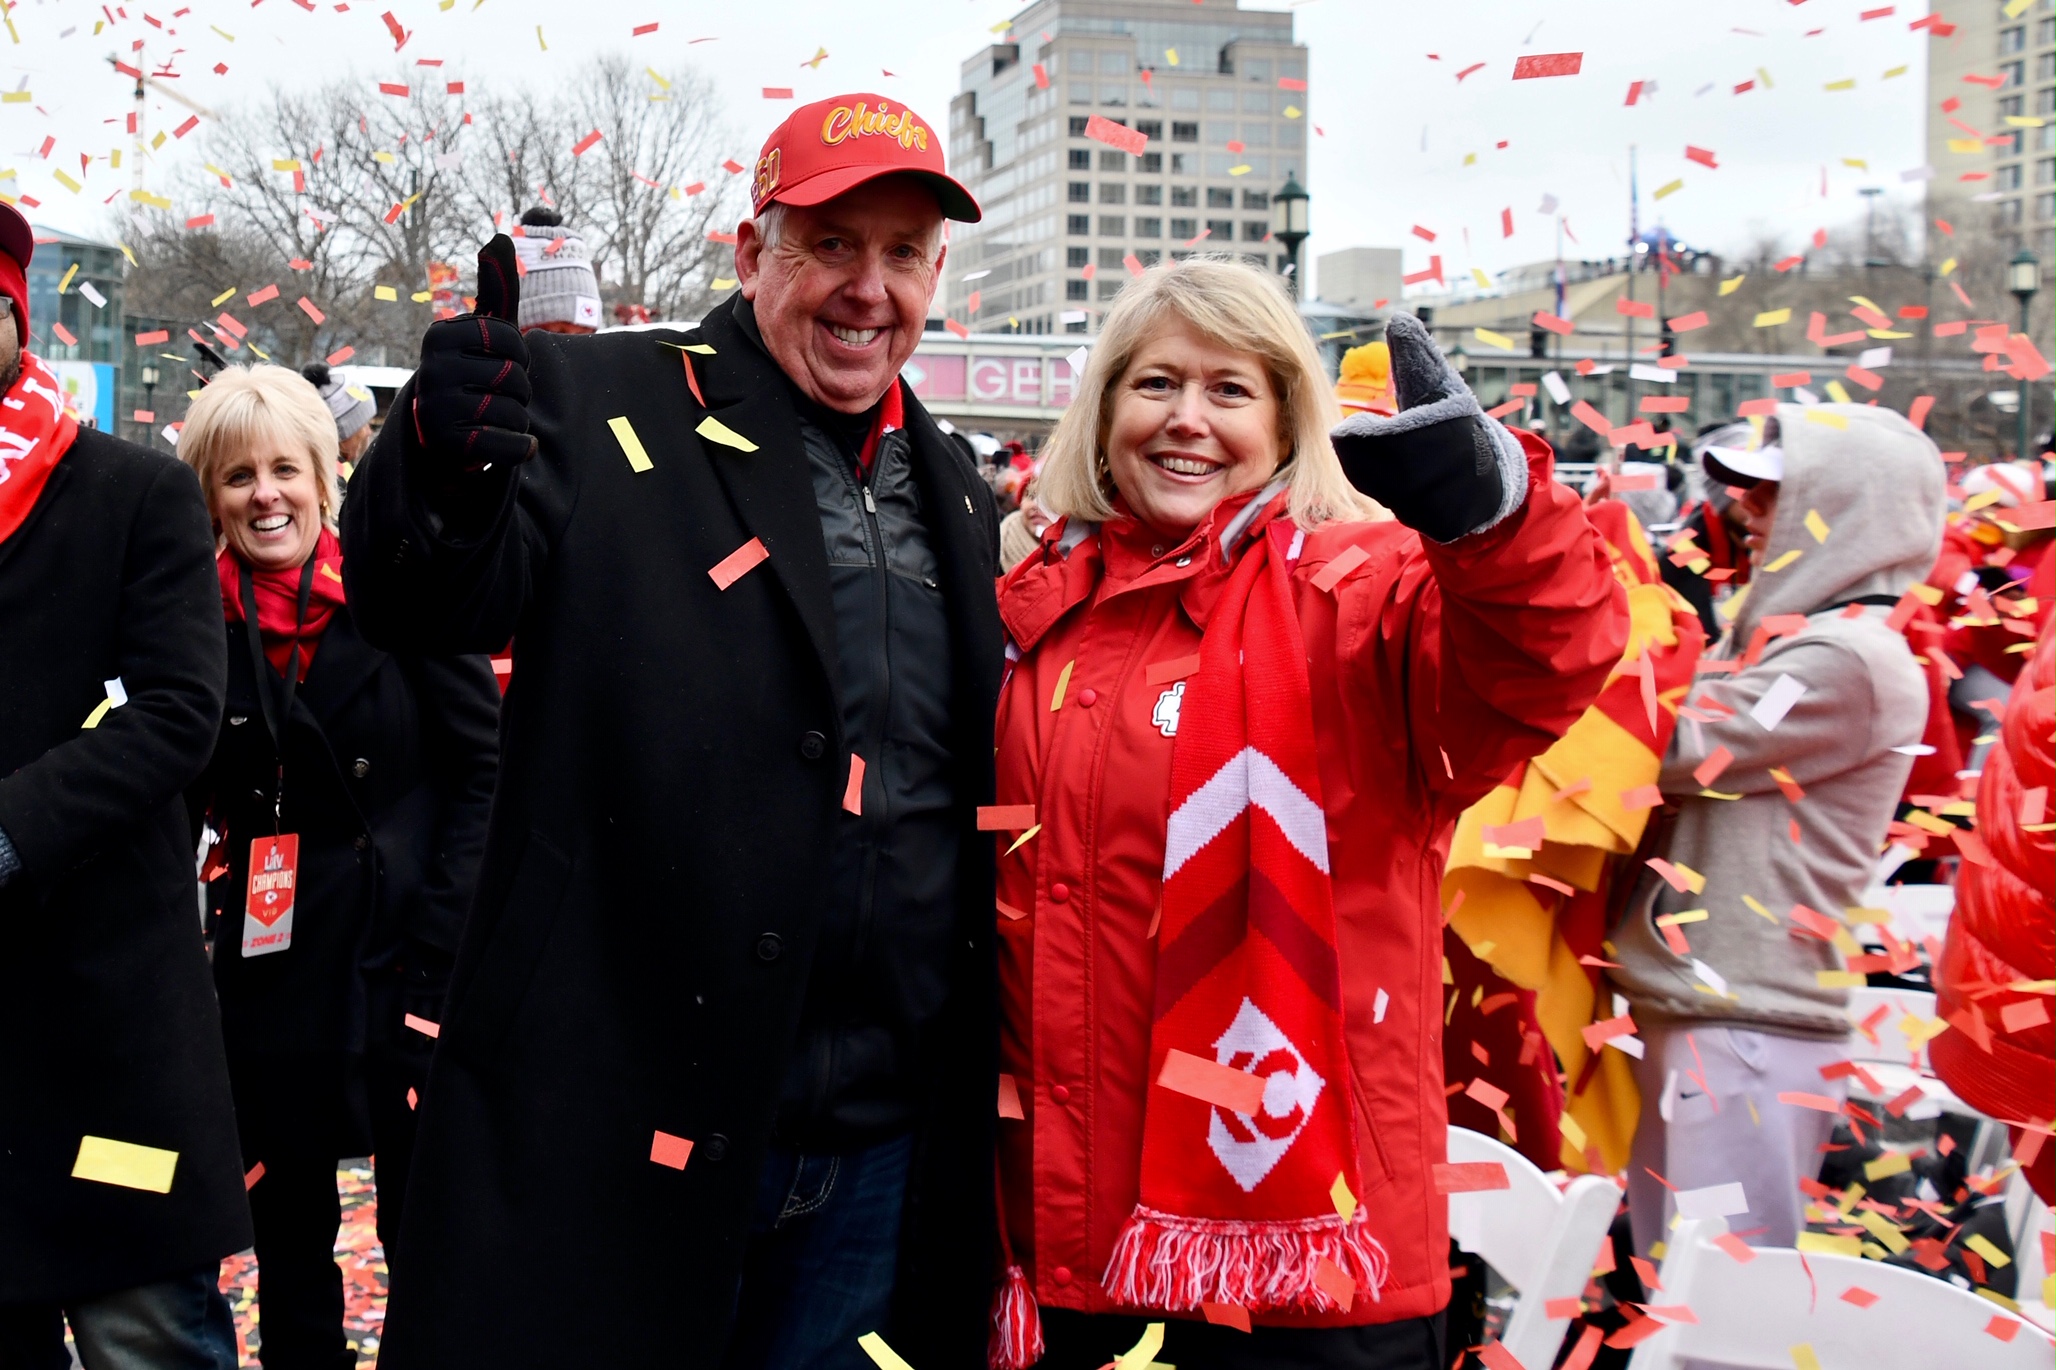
[1925,0,2056,245]
[946,0,1310,335]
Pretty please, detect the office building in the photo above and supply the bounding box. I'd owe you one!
[947,0,1310,334]
[1925,0,2055,243]
[1315,247,1402,312]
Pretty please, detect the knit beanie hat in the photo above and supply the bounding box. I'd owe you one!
[301,362,374,442]
[1334,341,1396,416]
[513,206,602,332]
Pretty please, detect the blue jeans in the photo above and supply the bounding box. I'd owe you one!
[0,1267,237,1370]
[721,1133,915,1370]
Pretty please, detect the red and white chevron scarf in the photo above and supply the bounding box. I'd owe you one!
[1102,507,1386,1315]
[0,352,80,548]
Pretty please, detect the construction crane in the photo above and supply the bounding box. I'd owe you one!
[104,46,217,199]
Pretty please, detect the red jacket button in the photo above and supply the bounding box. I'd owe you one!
[1050,882,1070,904]
[1078,688,1098,707]
[1051,1084,1071,1104]
[1053,1266,1073,1286]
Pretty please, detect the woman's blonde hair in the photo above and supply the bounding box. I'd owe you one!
[178,365,342,530]
[1035,255,1384,529]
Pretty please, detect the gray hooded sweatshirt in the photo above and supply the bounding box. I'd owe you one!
[1610,404,1943,1038]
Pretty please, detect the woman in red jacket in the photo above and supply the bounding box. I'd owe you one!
[1933,620,2054,1205]
[989,258,1628,1370]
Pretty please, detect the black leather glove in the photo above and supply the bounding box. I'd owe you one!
[1329,313,1526,543]
[411,235,536,473]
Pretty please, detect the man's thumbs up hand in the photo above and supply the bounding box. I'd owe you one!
[412,234,536,471]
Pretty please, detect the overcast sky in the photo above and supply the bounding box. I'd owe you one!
[8,0,1936,296]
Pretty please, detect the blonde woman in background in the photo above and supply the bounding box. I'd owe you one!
[985,257,1626,1369]
[178,366,500,1370]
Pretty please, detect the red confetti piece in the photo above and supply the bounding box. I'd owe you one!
[843,754,865,814]
[572,129,603,156]
[326,346,355,366]
[379,82,410,97]
[976,805,1037,831]
[1512,52,1583,79]
[1684,145,1719,169]
[297,297,326,324]
[1277,77,1308,91]
[1434,1161,1511,1193]
[50,323,77,346]
[246,284,279,307]
[1201,1302,1252,1331]
[708,537,769,590]
[762,87,794,99]
[1712,1232,1756,1263]
[1084,114,1146,155]
[133,329,170,345]
[1692,746,1733,788]
[648,1130,693,1169]
[403,1012,440,1038]
[244,1162,265,1190]
[1840,1285,1879,1307]
[186,213,216,229]
[1310,543,1370,593]
[1411,224,1437,242]
[173,115,199,139]
[1455,62,1487,81]
[632,21,658,36]
[1158,1048,1266,1115]
[1312,1256,1355,1312]
[1668,310,1709,331]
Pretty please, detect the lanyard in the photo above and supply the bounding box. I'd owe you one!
[240,555,315,830]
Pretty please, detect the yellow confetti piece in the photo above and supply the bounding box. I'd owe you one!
[1004,823,1042,856]
[0,91,27,104]
[52,169,81,194]
[1864,1150,1911,1181]
[1883,65,1908,79]
[1841,158,1868,170]
[857,1332,915,1370]
[1717,584,1750,622]
[1753,308,1791,328]
[1463,151,1478,166]
[2005,114,2047,127]
[130,189,172,210]
[1282,105,1302,119]
[695,415,758,453]
[1763,549,1804,573]
[1803,410,1849,430]
[536,24,547,49]
[81,697,114,729]
[211,24,235,40]
[1719,275,1745,296]
[1698,790,1744,801]
[203,163,233,184]
[1165,47,1179,66]
[1674,862,1707,893]
[1790,1345,1823,1370]
[1756,66,1774,89]
[1796,1233,1861,1258]
[1471,267,1491,289]
[711,277,738,290]
[116,242,137,267]
[57,263,78,293]
[1653,178,1684,200]
[1966,1232,2013,1268]
[1804,509,1830,543]
[373,150,398,165]
[272,158,302,172]
[646,67,671,91]
[73,1135,178,1192]
[1824,380,1852,404]
[1228,164,1252,176]
[2004,0,2032,15]
[1116,1323,1166,1370]
[1559,1110,1587,1151]
[1909,581,1942,605]
[1816,970,1867,988]
[1656,908,1709,926]
[609,416,654,472]
[1473,328,1515,350]
[210,286,236,306]
[411,290,432,303]
[682,343,716,354]
[1823,78,1855,92]
[374,285,399,302]
[151,131,167,150]
[1855,1208,1910,1254]
[1050,658,1075,711]
[1331,1173,1357,1223]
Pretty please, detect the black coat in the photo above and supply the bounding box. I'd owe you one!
[340,296,1004,1369]
[190,604,498,1154]
[0,429,252,1302]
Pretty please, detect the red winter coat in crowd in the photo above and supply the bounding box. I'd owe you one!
[1932,621,2055,1203]
[990,432,1627,1330]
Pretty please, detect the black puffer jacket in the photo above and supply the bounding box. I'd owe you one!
[780,399,959,1149]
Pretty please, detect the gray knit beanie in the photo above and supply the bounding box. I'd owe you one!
[301,362,374,442]
[513,207,601,331]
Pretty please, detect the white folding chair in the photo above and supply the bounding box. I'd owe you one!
[1627,1216,2054,1369]
[1446,1127,1621,1370]
[2003,1169,2054,1333]
[1843,985,1972,1120]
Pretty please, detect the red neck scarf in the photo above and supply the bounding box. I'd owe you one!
[0,352,82,547]
[219,529,348,679]
[1102,495,1387,1316]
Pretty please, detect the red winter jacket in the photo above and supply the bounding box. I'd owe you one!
[992,433,1627,1328]
[1933,621,2055,1204]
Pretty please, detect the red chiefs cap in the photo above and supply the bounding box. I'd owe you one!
[752,93,980,223]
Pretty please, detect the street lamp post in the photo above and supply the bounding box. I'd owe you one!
[2008,247,2040,462]
[139,363,158,449]
[1271,170,1309,299]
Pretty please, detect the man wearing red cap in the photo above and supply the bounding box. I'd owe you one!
[0,204,254,1365]
[341,96,999,1368]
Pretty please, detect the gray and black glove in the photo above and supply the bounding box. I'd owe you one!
[1329,313,1527,542]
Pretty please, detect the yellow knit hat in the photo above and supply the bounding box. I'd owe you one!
[1335,341,1396,416]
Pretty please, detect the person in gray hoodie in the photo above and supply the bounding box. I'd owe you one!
[1610,404,1942,1256]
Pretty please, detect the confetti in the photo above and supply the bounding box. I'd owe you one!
[708,537,769,590]
[1512,52,1583,78]
[1157,1048,1266,1114]
[72,1136,178,1193]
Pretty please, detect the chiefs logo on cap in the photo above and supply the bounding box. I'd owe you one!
[820,101,930,152]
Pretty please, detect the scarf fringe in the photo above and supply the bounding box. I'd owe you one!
[1101,1205,1388,1314]
[988,1264,1044,1370]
